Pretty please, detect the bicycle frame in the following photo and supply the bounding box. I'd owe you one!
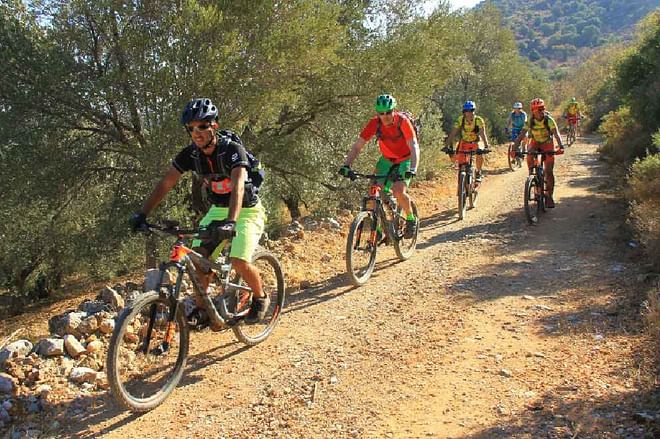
[150,227,253,332]
[355,170,405,242]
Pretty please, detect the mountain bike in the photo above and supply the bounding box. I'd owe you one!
[522,150,562,224]
[345,169,419,286]
[506,130,524,171]
[565,116,580,146]
[107,221,285,412]
[444,147,490,220]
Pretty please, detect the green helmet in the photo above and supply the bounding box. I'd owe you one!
[375,94,397,113]
[570,97,577,103]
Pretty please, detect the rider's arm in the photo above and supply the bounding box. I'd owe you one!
[446,126,459,148]
[505,114,512,130]
[343,137,367,167]
[227,166,247,222]
[515,128,528,145]
[478,121,490,149]
[140,165,182,215]
[551,122,564,148]
[408,138,420,170]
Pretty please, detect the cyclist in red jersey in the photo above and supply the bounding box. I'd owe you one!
[339,94,420,238]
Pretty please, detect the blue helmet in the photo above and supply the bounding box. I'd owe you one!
[181,98,218,125]
[463,100,476,112]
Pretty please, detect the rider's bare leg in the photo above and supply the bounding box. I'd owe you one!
[392,181,412,217]
[231,258,264,299]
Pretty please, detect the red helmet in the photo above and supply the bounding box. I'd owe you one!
[531,98,545,111]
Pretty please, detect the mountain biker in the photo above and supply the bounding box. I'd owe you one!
[129,98,269,325]
[563,97,582,136]
[339,94,420,239]
[506,102,527,157]
[445,101,491,182]
[515,98,565,208]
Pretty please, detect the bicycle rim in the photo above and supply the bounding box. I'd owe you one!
[393,200,419,261]
[524,176,539,225]
[345,211,378,286]
[232,250,286,346]
[468,170,477,209]
[107,291,188,412]
[458,172,467,220]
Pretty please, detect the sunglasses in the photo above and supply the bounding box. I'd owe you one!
[186,123,212,133]
[377,110,393,116]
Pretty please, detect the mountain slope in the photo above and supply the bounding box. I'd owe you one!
[482,0,660,66]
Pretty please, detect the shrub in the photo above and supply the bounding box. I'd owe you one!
[598,106,646,163]
[628,134,660,269]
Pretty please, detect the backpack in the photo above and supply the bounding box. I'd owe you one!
[192,129,265,194]
[375,111,420,140]
[460,114,480,134]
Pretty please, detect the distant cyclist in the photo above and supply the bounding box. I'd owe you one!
[506,102,527,157]
[563,97,582,136]
[339,94,420,239]
[515,98,565,208]
[445,100,491,182]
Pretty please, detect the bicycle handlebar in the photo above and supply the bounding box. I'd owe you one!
[351,172,404,181]
[522,150,563,156]
[138,221,237,239]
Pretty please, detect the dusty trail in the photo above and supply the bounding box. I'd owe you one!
[65,137,653,438]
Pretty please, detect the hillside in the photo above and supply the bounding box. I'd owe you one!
[482,0,660,67]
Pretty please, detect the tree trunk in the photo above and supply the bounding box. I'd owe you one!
[282,196,301,220]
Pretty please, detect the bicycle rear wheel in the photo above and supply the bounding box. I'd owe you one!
[107,291,188,412]
[345,211,378,286]
[232,250,286,346]
[393,200,419,261]
[468,169,478,209]
[458,171,467,220]
[524,176,541,225]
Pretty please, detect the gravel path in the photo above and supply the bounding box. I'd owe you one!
[60,137,655,438]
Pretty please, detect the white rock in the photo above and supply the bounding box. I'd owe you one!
[69,367,97,384]
[36,338,65,357]
[100,286,125,310]
[0,340,33,365]
[63,335,86,358]
[63,312,87,336]
[78,315,99,335]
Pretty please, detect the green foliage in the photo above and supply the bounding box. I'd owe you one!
[0,0,547,298]
[628,134,660,269]
[483,0,660,67]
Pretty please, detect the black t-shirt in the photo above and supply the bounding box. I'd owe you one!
[172,134,259,208]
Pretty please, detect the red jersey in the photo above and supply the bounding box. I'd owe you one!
[359,112,416,163]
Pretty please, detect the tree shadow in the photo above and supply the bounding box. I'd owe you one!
[466,387,659,438]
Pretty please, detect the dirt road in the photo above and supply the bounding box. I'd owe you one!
[62,137,655,438]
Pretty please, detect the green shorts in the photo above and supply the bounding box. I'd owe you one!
[192,201,266,262]
[375,156,412,191]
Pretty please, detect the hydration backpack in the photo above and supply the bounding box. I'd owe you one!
[192,129,265,193]
[375,111,420,140]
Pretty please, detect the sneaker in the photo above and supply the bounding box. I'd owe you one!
[545,196,555,208]
[244,295,271,324]
[404,219,417,239]
[187,307,209,330]
[475,171,483,182]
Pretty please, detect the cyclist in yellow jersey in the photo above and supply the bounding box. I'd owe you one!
[563,97,582,136]
[445,101,491,182]
[515,98,565,208]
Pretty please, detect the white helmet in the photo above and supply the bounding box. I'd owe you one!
[513,102,523,109]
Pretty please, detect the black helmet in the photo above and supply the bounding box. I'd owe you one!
[181,98,218,125]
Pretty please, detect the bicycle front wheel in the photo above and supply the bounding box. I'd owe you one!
[507,143,516,171]
[458,171,467,220]
[524,176,541,225]
[106,291,189,412]
[393,200,419,261]
[345,211,378,286]
[232,250,286,346]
